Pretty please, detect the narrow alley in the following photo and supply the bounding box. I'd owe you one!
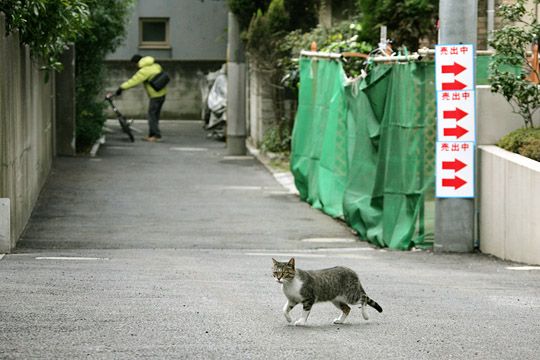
[0,121,538,359]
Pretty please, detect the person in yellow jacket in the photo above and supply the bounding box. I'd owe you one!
[113,54,167,142]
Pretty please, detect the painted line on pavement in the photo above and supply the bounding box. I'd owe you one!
[302,237,356,243]
[506,266,540,271]
[223,156,254,160]
[170,147,209,152]
[315,247,374,252]
[35,256,109,261]
[245,252,327,258]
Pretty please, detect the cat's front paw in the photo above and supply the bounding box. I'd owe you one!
[294,318,307,326]
[333,318,344,324]
[284,313,292,323]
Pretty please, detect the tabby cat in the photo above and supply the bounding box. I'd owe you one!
[272,257,383,326]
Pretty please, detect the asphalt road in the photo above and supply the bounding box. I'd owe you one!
[1,121,539,359]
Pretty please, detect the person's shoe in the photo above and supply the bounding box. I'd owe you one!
[142,136,157,142]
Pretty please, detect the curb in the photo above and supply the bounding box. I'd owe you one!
[90,135,106,157]
[246,143,299,195]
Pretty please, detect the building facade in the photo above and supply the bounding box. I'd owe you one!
[105,0,228,120]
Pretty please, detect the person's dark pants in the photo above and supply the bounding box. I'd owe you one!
[148,96,165,138]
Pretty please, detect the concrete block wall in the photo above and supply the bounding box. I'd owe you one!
[248,64,277,147]
[104,60,224,120]
[0,14,55,252]
[476,85,540,264]
[476,86,540,145]
[478,146,540,265]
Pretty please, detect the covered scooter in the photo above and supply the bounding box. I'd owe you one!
[205,65,227,140]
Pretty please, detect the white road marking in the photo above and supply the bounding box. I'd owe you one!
[170,147,208,152]
[222,186,262,190]
[302,238,356,243]
[245,252,327,258]
[506,266,540,271]
[315,247,374,252]
[223,156,254,160]
[35,257,109,261]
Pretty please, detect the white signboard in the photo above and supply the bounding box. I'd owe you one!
[436,141,475,198]
[436,90,476,142]
[435,43,476,198]
[435,44,475,91]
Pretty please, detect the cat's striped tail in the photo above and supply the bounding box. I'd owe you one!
[360,294,383,320]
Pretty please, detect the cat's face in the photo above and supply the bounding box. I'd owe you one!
[271,257,295,284]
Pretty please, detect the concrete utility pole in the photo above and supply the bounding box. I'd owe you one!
[226,12,247,156]
[436,0,478,252]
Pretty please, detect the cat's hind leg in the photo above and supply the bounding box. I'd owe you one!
[332,301,351,324]
[283,300,296,323]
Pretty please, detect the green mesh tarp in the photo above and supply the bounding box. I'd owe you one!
[290,59,349,218]
[343,62,436,249]
[291,57,436,249]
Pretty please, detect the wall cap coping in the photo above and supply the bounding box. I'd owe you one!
[478,145,540,172]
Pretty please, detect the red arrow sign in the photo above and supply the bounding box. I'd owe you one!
[443,108,468,121]
[442,79,467,90]
[442,159,467,172]
[442,62,466,76]
[443,125,469,138]
[442,176,467,190]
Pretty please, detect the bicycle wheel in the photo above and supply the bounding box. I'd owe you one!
[118,116,135,142]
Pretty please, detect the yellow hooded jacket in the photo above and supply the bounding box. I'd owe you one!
[120,56,167,98]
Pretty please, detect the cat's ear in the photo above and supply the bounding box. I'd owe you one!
[272,258,278,265]
[287,257,295,268]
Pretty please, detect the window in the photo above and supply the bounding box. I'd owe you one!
[139,18,170,48]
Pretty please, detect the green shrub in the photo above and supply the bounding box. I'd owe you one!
[227,0,270,30]
[489,0,540,128]
[261,124,292,154]
[356,0,438,51]
[0,0,89,71]
[497,128,540,161]
[74,0,133,151]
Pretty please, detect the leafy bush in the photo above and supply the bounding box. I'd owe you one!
[281,19,372,79]
[356,0,438,51]
[235,0,371,154]
[74,0,133,151]
[497,128,540,161]
[227,0,270,30]
[489,0,540,128]
[0,0,89,71]
[0,0,133,151]
[261,124,292,154]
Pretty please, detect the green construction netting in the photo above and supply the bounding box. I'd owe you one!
[291,57,436,250]
[290,59,349,218]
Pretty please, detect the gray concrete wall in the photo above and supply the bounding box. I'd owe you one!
[104,0,228,120]
[476,85,540,264]
[476,85,539,145]
[478,145,540,265]
[105,60,224,120]
[0,14,55,251]
[248,65,277,147]
[107,0,228,61]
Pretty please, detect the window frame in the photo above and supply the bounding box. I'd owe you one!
[139,17,170,49]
